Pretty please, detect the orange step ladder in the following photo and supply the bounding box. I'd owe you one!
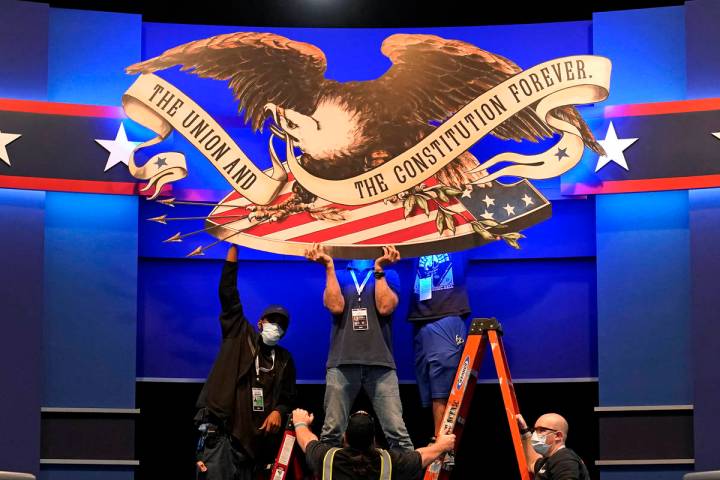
[423,318,530,480]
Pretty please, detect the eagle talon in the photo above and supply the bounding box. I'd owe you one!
[244,201,299,223]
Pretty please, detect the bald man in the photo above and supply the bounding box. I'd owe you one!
[516,413,589,480]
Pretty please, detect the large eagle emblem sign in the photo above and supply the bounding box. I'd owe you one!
[122,32,611,257]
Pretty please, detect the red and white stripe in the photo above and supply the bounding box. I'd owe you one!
[208,173,477,247]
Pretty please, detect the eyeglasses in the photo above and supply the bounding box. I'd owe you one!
[532,426,559,434]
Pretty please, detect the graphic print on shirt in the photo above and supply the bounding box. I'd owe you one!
[414,254,455,298]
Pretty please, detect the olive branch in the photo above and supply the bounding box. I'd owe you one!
[309,206,346,222]
[400,184,526,250]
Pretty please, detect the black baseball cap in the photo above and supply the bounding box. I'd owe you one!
[346,411,375,450]
[261,305,290,330]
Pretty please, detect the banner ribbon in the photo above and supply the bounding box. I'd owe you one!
[121,55,610,205]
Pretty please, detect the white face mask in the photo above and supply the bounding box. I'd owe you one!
[260,323,284,346]
[531,431,551,456]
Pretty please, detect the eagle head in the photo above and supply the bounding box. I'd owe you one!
[264,97,370,177]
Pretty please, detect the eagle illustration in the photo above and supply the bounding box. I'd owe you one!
[127,33,604,221]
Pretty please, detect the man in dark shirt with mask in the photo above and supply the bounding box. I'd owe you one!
[516,412,590,480]
[195,245,297,480]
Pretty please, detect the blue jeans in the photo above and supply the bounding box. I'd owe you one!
[321,365,414,451]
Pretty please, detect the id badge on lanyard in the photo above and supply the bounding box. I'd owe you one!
[252,350,275,412]
[252,387,264,412]
[351,308,369,331]
[418,276,432,301]
[350,270,372,331]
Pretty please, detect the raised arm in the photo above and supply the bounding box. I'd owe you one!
[374,246,400,316]
[291,409,318,452]
[219,245,241,311]
[217,246,248,338]
[305,243,345,315]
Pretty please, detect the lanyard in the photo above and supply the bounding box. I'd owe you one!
[350,270,372,300]
[255,349,276,377]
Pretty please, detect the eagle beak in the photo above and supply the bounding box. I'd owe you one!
[264,103,287,137]
[264,103,279,124]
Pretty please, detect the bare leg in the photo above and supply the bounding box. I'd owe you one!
[432,398,447,436]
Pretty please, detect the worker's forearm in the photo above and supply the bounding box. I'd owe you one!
[219,260,242,314]
[416,443,446,468]
[294,426,318,452]
[521,435,540,473]
[374,276,398,315]
[323,263,345,314]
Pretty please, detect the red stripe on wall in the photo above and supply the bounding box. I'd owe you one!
[565,174,720,195]
[604,98,720,118]
[0,175,148,195]
[0,98,125,118]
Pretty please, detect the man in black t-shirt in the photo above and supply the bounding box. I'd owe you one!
[408,252,471,436]
[291,408,456,480]
[516,412,590,480]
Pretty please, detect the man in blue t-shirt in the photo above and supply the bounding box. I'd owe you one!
[305,243,414,451]
[408,252,471,436]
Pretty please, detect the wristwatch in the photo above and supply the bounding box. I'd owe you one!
[374,270,385,279]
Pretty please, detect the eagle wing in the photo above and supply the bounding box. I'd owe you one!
[126,32,329,131]
[373,34,603,154]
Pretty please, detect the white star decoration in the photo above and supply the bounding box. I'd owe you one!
[482,195,495,208]
[481,210,494,220]
[95,123,141,172]
[503,204,515,216]
[0,130,22,166]
[521,194,534,207]
[595,121,638,172]
[712,132,720,141]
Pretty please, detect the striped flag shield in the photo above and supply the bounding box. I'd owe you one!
[205,165,550,258]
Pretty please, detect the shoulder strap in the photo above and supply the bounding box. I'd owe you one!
[322,447,342,480]
[377,448,392,480]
